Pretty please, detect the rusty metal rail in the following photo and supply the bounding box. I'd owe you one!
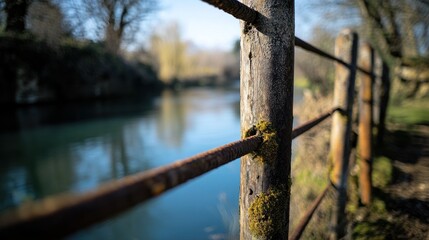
[0,108,346,239]
[295,37,374,77]
[289,184,331,240]
[201,0,258,23]
[0,135,262,239]
[292,107,343,139]
[0,1,383,239]
[295,37,351,69]
[200,0,375,79]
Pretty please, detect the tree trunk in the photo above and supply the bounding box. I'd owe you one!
[5,0,31,33]
[239,1,294,239]
[105,25,121,54]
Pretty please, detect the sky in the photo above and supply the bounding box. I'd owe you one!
[150,0,320,51]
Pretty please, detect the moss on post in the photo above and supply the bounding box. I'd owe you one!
[245,121,279,164]
[248,186,288,238]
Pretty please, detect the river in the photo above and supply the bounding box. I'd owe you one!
[0,86,302,239]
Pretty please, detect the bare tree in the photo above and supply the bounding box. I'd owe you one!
[70,0,157,54]
[314,0,429,97]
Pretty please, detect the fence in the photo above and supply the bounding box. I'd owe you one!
[0,0,391,239]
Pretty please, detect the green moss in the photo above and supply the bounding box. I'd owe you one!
[353,220,392,240]
[246,121,279,164]
[372,156,393,188]
[371,198,387,214]
[248,186,287,237]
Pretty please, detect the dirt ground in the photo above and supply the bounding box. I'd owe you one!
[379,124,429,239]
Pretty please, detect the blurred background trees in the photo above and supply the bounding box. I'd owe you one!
[67,0,157,54]
[3,0,31,32]
[0,0,240,104]
[305,0,429,98]
[147,21,239,85]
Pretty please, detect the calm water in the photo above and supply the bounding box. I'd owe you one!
[0,86,302,239]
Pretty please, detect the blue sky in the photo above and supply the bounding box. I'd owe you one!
[152,0,319,51]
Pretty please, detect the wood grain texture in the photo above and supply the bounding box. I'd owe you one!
[329,29,358,240]
[239,1,294,239]
[358,42,374,206]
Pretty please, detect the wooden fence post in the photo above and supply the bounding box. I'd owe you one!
[376,62,390,146]
[358,43,374,205]
[373,55,382,128]
[329,29,358,240]
[239,0,294,239]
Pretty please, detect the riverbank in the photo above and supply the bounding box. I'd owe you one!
[0,33,161,105]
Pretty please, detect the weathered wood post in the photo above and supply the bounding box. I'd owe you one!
[239,0,294,239]
[373,55,382,128]
[376,62,390,146]
[329,29,358,240]
[358,43,374,205]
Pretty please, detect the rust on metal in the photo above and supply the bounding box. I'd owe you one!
[295,37,375,78]
[289,184,331,240]
[0,135,262,239]
[292,107,343,139]
[201,0,259,23]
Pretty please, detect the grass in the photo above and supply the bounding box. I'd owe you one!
[294,77,310,89]
[352,97,429,239]
[351,155,395,240]
[387,98,429,126]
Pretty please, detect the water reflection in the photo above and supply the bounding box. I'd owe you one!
[0,86,303,239]
[156,90,187,148]
[0,87,248,239]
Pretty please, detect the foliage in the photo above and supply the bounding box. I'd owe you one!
[61,0,157,53]
[295,26,335,95]
[27,1,69,47]
[147,22,239,85]
[313,0,429,98]
[0,34,160,104]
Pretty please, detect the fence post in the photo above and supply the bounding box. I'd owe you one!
[329,29,358,240]
[376,62,390,146]
[373,55,382,128]
[358,43,374,205]
[239,0,294,239]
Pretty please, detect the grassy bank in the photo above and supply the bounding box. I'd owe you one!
[387,98,429,126]
[352,98,429,239]
[291,92,429,238]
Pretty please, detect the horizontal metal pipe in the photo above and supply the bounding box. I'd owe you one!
[194,5,374,78]
[289,184,331,240]
[292,107,343,139]
[295,37,375,77]
[0,135,262,239]
[197,2,376,78]
[201,0,258,23]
